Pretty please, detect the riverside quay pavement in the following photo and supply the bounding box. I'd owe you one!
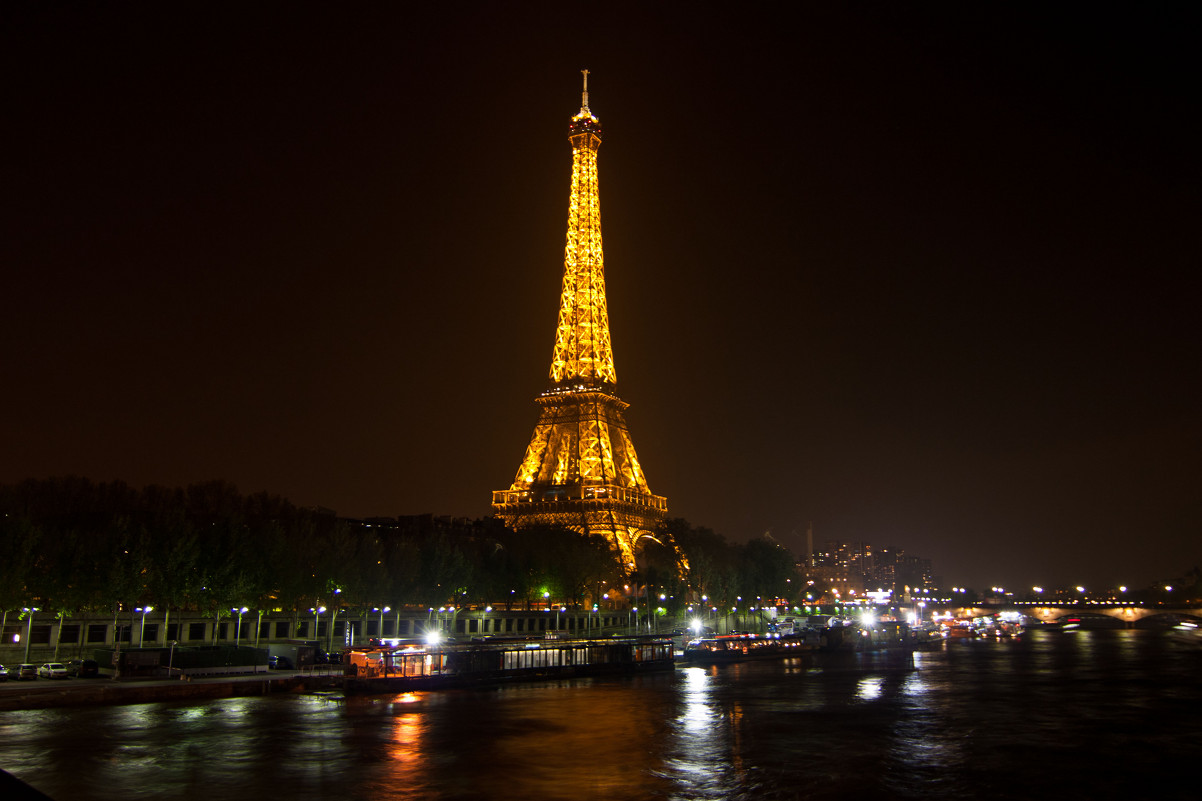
[0,669,339,711]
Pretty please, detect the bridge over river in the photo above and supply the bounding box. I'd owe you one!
[935,601,1202,626]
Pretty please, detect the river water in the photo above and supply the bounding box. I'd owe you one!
[2,628,1199,800]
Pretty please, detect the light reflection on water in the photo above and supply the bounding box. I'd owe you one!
[855,675,884,700]
[660,666,737,799]
[2,630,1200,800]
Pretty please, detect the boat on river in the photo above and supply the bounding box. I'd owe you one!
[814,621,919,652]
[337,634,675,694]
[683,622,924,667]
[682,632,815,664]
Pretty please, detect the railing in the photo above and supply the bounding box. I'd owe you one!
[173,664,269,680]
[300,664,350,678]
[492,486,667,510]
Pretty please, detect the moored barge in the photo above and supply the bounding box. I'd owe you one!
[339,634,674,694]
[682,632,816,664]
[683,622,923,667]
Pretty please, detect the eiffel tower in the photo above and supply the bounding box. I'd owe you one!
[492,72,667,570]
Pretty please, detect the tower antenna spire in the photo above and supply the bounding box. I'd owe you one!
[580,68,590,113]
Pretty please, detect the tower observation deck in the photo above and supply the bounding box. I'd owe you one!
[491,72,668,569]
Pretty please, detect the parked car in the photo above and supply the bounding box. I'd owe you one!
[16,663,38,680]
[66,659,99,678]
[0,664,9,681]
[38,663,69,679]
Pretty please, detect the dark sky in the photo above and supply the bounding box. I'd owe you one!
[5,5,1199,592]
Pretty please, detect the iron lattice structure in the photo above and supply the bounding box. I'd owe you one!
[492,73,667,569]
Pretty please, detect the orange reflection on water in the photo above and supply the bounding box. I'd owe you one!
[489,683,673,798]
[388,694,428,769]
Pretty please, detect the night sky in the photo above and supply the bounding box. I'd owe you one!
[5,5,1199,592]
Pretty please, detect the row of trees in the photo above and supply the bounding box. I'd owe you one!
[1,477,800,624]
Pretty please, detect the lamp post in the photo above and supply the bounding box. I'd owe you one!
[233,607,248,646]
[329,607,339,653]
[137,606,153,647]
[311,606,325,642]
[330,588,342,651]
[112,605,122,678]
[376,606,391,641]
[23,607,39,663]
[53,611,64,661]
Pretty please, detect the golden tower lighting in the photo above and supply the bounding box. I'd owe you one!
[492,72,668,569]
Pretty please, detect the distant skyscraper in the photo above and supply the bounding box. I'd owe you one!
[491,73,667,569]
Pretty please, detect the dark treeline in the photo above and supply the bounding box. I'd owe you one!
[1,477,799,621]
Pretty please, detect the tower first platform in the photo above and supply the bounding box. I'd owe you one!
[491,73,667,569]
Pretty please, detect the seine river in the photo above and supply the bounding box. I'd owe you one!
[2,628,1199,800]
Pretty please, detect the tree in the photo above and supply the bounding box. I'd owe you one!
[0,511,40,634]
[660,519,737,607]
[539,527,620,608]
[738,537,799,603]
[416,531,471,608]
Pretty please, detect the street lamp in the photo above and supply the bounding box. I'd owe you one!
[913,600,927,626]
[330,589,342,651]
[23,607,39,663]
[311,606,326,641]
[137,606,154,647]
[233,607,248,646]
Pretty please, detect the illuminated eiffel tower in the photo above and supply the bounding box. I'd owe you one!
[492,72,667,569]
